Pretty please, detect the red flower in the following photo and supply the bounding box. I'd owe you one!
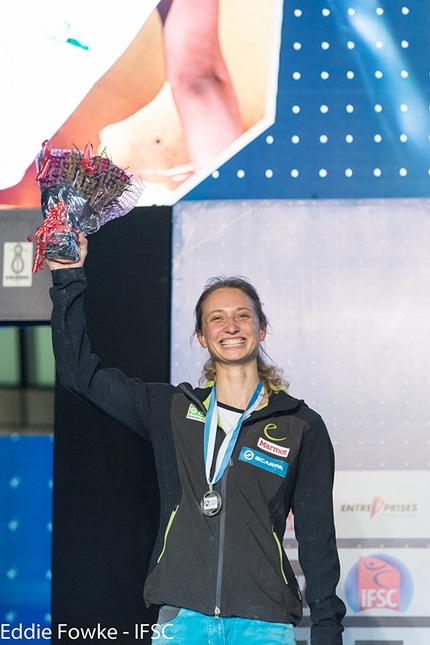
[78,142,97,176]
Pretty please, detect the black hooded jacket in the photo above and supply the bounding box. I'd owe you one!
[50,268,346,645]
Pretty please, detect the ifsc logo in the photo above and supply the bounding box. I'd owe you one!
[344,554,414,613]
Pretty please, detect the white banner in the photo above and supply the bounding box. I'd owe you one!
[334,471,430,539]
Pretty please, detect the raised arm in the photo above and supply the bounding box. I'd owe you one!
[47,236,155,438]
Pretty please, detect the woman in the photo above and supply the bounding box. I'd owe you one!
[47,235,346,645]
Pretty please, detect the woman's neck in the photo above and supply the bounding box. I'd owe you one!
[214,364,264,409]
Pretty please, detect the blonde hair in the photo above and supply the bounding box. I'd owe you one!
[194,277,289,393]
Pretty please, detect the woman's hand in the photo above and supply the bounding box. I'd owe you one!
[44,233,88,271]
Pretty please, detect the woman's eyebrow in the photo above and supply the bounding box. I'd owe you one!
[207,307,252,315]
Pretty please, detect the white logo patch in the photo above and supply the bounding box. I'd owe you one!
[257,437,290,458]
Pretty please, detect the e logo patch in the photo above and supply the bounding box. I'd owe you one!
[263,423,286,442]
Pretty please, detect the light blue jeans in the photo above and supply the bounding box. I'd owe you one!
[152,607,297,644]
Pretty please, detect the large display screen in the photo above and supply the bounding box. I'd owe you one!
[0,0,282,208]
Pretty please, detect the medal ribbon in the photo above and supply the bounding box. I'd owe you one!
[203,381,263,486]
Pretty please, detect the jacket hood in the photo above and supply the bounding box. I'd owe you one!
[178,382,303,420]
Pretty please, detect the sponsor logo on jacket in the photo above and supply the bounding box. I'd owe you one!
[239,447,288,477]
[257,437,290,458]
[263,423,287,442]
[186,403,205,423]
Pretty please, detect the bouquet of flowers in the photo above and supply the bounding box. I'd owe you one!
[29,140,144,272]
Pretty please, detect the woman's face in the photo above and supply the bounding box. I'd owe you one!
[196,287,266,367]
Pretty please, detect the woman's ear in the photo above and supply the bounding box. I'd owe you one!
[196,330,208,349]
[260,325,267,342]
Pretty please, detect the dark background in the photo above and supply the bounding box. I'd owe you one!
[51,206,172,643]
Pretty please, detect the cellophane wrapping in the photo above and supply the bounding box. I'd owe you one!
[31,141,144,270]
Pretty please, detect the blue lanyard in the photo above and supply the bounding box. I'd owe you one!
[203,381,263,485]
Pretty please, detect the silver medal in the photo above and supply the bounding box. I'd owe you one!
[200,488,222,516]
[201,382,263,518]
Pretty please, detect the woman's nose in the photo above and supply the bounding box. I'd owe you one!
[224,316,239,333]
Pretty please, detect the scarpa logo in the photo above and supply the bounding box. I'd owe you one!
[239,447,288,478]
[344,554,414,613]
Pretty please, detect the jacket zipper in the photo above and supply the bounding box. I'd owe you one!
[214,460,230,617]
[180,384,278,618]
[157,504,179,563]
[181,382,225,615]
[272,526,288,585]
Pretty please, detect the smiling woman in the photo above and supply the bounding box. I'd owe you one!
[46,239,346,645]
[193,276,287,408]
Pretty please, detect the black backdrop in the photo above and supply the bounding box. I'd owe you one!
[51,207,172,643]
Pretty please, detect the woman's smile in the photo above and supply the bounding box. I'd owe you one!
[220,338,245,347]
[196,287,265,366]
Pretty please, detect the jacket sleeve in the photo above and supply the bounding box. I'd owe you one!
[49,267,154,439]
[291,414,346,645]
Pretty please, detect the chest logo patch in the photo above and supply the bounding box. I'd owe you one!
[263,423,287,442]
[186,403,205,423]
[239,447,288,477]
[257,437,290,458]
